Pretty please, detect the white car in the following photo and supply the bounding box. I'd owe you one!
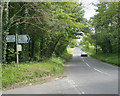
[81,52,88,57]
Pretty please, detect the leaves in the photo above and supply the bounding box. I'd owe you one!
[83,2,119,54]
[2,2,85,63]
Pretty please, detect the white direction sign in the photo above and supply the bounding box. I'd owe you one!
[4,35,16,42]
[4,34,30,43]
[18,35,30,43]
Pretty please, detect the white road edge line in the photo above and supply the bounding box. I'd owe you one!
[94,68,111,76]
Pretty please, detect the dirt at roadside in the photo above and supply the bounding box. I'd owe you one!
[2,72,67,91]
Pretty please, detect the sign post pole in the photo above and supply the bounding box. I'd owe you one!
[16,34,19,66]
[4,34,30,66]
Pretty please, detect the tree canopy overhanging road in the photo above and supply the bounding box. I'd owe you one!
[0,1,120,94]
[1,2,119,65]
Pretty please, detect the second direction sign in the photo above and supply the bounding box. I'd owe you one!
[18,35,30,43]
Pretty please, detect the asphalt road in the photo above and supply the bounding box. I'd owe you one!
[3,47,118,94]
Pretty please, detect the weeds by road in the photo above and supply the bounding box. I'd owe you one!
[2,51,73,90]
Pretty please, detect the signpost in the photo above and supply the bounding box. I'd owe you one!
[18,35,30,43]
[4,34,30,66]
[16,34,19,66]
[4,35,16,42]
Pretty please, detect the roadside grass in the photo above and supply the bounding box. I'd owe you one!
[81,46,119,66]
[2,52,72,89]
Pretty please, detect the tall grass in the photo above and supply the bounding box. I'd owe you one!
[2,52,72,89]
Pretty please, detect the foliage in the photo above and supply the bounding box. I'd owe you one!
[69,39,79,48]
[81,2,119,66]
[1,2,85,63]
[82,45,119,66]
[82,2,119,54]
[2,52,72,88]
[67,47,75,55]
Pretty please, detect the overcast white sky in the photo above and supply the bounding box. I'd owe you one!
[77,0,99,42]
[79,0,99,20]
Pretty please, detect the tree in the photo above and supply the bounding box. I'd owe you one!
[2,2,85,63]
[89,2,119,54]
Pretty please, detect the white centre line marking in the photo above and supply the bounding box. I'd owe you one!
[94,68,111,76]
[82,58,90,67]
[82,57,111,76]
[86,63,90,67]
[81,91,85,94]
[67,77,85,94]
[0,91,2,96]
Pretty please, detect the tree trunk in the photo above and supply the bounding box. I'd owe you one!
[3,2,9,63]
[51,36,62,55]
[95,41,97,54]
[108,40,112,53]
[0,3,2,63]
[31,36,35,60]
[40,35,44,59]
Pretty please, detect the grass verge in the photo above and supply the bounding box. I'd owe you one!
[2,52,72,90]
[81,46,119,66]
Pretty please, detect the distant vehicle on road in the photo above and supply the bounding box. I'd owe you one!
[81,52,88,57]
[75,44,79,47]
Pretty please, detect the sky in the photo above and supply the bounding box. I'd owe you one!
[77,0,99,42]
[79,0,99,20]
